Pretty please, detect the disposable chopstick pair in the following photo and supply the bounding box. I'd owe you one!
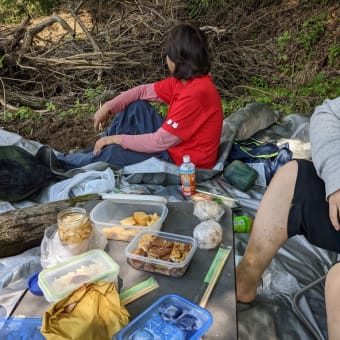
[196,246,232,308]
[119,276,159,305]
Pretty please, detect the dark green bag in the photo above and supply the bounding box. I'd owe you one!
[0,145,56,202]
[223,160,259,192]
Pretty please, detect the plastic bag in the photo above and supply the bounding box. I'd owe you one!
[40,224,107,268]
[193,200,225,222]
[193,220,223,249]
[41,282,130,340]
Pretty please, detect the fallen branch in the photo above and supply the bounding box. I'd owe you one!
[71,10,100,52]
[23,15,75,51]
[0,194,101,258]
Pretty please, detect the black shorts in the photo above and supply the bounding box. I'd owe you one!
[288,159,340,252]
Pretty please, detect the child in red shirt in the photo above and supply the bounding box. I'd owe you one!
[58,24,223,170]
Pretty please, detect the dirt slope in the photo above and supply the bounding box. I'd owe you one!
[0,1,339,152]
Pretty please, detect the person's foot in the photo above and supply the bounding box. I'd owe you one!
[236,259,259,303]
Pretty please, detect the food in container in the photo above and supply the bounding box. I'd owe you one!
[90,199,168,241]
[57,207,93,245]
[125,230,197,277]
[38,249,119,302]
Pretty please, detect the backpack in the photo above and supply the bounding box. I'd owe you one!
[0,145,56,202]
[228,138,292,184]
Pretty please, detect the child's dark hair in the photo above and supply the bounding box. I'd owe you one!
[165,23,211,80]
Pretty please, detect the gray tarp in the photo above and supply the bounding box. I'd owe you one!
[0,110,335,339]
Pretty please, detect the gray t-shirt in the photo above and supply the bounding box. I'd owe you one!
[310,96,340,199]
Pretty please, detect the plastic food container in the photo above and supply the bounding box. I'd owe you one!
[125,230,197,277]
[113,294,213,340]
[38,249,119,302]
[90,197,168,241]
[0,317,44,340]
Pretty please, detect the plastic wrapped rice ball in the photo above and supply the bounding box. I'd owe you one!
[193,200,225,222]
[193,220,223,249]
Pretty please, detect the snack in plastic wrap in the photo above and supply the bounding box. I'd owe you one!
[193,220,223,249]
[40,224,107,268]
[193,200,225,222]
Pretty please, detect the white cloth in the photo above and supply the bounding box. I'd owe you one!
[45,168,116,201]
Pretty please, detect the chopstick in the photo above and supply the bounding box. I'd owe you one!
[119,276,159,305]
[198,246,232,308]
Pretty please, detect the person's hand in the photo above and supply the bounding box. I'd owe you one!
[93,135,121,155]
[93,102,111,132]
[328,189,340,230]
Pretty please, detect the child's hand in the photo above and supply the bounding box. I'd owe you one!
[93,135,121,155]
[93,103,111,132]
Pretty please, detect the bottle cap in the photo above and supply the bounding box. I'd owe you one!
[233,216,253,233]
[183,155,190,163]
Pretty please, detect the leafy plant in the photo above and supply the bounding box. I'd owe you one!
[85,86,105,102]
[277,31,291,53]
[328,43,340,66]
[296,14,327,51]
[56,99,96,119]
[151,103,168,117]
[0,0,61,24]
[251,76,267,89]
[15,106,34,119]
[45,101,56,111]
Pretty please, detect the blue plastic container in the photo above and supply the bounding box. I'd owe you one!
[113,294,213,340]
[0,317,44,339]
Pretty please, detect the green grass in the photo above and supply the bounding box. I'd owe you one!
[222,74,340,116]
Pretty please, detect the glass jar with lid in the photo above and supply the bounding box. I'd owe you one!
[57,207,93,245]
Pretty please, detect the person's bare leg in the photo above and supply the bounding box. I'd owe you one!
[236,160,298,303]
[325,263,340,340]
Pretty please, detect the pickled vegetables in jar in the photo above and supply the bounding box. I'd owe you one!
[57,207,93,245]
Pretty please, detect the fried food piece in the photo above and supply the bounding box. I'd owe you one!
[120,216,137,226]
[147,213,160,226]
[102,226,137,240]
[137,234,157,252]
[147,238,173,259]
[130,248,147,269]
[169,242,192,263]
[133,211,149,226]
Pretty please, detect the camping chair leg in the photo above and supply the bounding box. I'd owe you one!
[292,274,327,340]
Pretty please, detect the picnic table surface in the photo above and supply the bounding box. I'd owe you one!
[13,201,237,339]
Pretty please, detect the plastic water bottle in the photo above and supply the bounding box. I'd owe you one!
[179,155,196,197]
[233,215,253,233]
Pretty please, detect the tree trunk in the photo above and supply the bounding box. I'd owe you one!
[0,194,101,258]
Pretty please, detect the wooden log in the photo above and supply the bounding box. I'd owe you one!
[0,194,101,258]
